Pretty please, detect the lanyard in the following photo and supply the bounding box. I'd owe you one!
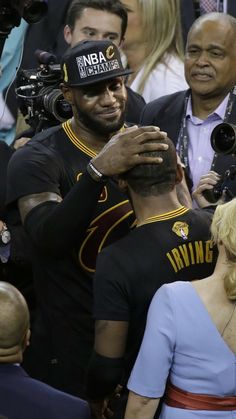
[178,88,236,174]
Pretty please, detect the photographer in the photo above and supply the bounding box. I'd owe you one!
[139,12,236,205]
[0,0,48,313]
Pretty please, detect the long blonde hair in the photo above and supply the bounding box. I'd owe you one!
[211,199,236,300]
[134,0,184,94]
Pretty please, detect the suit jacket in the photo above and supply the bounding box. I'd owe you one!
[140,89,236,181]
[180,0,236,46]
[21,0,72,69]
[0,364,90,419]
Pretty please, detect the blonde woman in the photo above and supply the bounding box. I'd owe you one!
[122,0,189,102]
[125,199,236,418]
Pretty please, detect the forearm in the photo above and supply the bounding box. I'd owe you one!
[125,391,160,419]
[86,351,124,401]
[24,171,105,255]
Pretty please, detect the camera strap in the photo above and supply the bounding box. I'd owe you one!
[178,87,236,177]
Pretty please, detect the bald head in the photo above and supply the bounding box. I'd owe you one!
[188,12,236,40]
[0,282,29,351]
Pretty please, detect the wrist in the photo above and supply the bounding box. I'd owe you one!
[0,222,11,245]
[87,161,108,183]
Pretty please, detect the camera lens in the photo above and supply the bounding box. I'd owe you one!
[211,123,236,154]
[23,0,48,24]
[43,89,72,122]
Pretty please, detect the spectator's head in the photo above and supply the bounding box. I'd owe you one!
[64,0,129,47]
[121,0,184,94]
[185,12,236,100]
[61,40,132,135]
[0,282,30,364]
[119,136,182,197]
[211,198,236,300]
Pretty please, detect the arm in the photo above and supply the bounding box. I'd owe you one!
[86,320,128,399]
[9,126,168,255]
[86,247,131,417]
[125,391,160,419]
[86,321,128,419]
[18,172,105,255]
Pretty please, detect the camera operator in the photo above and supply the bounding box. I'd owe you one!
[0,0,49,144]
[139,12,236,205]
[0,0,48,312]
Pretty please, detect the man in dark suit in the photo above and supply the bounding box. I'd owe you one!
[0,281,90,419]
[180,0,236,46]
[140,12,236,203]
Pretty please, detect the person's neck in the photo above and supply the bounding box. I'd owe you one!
[191,91,229,120]
[70,117,115,153]
[132,191,183,227]
[0,349,23,365]
[211,245,230,283]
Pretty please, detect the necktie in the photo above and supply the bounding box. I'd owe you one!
[200,0,217,13]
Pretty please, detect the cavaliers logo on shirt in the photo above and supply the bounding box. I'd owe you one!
[172,221,189,240]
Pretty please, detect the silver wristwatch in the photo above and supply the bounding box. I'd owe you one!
[0,223,11,245]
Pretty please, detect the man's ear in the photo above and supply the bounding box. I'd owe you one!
[22,328,31,352]
[119,37,125,48]
[118,177,128,192]
[64,24,72,45]
[175,163,184,184]
[60,84,74,105]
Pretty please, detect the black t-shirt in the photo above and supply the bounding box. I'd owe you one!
[7,121,134,367]
[93,206,218,379]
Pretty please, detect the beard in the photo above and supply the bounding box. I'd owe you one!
[76,105,126,135]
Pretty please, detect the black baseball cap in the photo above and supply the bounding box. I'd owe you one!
[61,40,133,87]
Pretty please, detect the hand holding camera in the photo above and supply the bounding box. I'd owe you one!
[201,123,236,203]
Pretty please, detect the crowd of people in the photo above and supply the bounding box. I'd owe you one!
[0,0,236,418]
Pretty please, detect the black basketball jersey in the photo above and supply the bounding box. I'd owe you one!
[7,121,134,375]
[94,206,218,378]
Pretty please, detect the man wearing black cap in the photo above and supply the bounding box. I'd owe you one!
[6,39,167,398]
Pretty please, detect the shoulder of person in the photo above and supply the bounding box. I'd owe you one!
[140,89,189,124]
[126,85,146,105]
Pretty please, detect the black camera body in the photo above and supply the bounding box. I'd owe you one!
[0,0,48,34]
[203,123,236,203]
[16,51,72,132]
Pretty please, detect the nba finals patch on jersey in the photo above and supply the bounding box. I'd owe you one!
[61,40,132,87]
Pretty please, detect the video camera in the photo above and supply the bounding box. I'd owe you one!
[203,122,236,203]
[15,50,72,132]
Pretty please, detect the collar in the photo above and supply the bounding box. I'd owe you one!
[186,93,230,122]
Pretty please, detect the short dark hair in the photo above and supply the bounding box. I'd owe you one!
[122,137,178,197]
[66,0,129,40]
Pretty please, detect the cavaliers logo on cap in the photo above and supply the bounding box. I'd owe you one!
[172,222,189,240]
[63,63,68,82]
[106,45,115,60]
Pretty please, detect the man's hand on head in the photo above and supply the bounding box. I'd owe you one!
[91,125,168,177]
